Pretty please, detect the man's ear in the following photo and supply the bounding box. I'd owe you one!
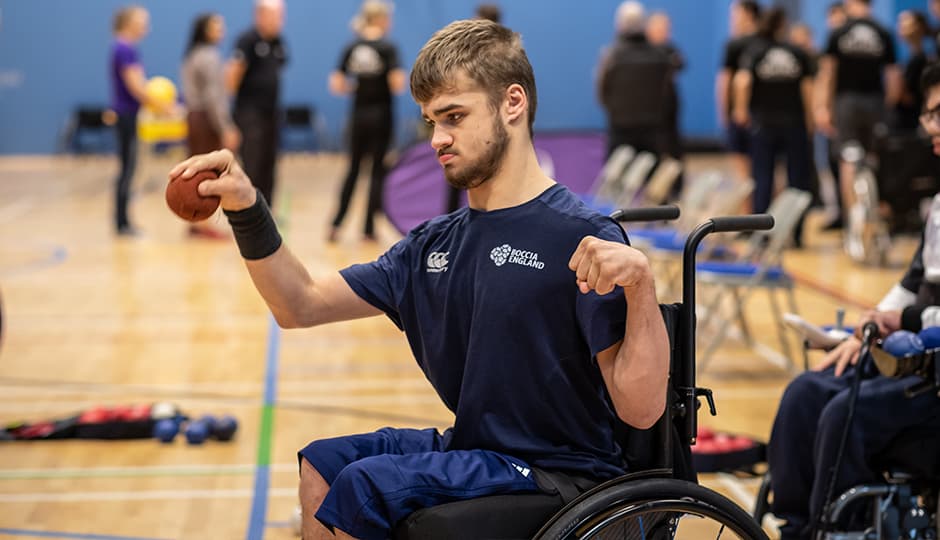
[504,83,527,125]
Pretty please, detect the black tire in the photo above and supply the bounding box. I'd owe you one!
[752,472,772,523]
[534,477,768,540]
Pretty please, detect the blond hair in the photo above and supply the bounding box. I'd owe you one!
[112,5,145,33]
[411,19,537,136]
[352,0,392,33]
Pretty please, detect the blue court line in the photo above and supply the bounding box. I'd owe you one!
[245,314,280,540]
[0,528,168,540]
[263,315,280,406]
[0,245,67,277]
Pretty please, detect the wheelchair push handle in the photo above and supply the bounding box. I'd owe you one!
[709,214,775,233]
[678,213,774,445]
[681,213,776,309]
[609,205,680,223]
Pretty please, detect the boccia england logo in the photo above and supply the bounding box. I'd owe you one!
[490,244,545,270]
[490,244,511,266]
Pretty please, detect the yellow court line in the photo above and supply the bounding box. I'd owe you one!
[0,487,298,503]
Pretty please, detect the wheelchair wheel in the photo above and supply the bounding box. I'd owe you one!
[534,477,768,540]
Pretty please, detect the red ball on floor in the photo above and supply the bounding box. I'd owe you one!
[166,170,221,222]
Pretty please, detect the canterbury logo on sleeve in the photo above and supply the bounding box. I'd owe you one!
[426,251,449,273]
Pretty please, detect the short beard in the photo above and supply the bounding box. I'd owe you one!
[442,118,510,190]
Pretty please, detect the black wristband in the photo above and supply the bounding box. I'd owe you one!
[901,304,927,333]
[223,189,282,260]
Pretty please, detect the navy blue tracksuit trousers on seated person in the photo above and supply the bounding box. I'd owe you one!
[768,367,940,540]
[299,427,541,540]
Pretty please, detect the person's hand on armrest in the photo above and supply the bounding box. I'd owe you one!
[816,310,901,376]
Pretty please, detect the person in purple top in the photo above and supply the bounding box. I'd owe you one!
[109,5,166,236]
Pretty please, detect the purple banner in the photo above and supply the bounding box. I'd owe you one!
[384,131,607,234]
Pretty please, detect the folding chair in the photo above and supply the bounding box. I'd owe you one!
[281,104,327,152]
[638,156,682,207]
[586,145,636,213]
[695,188,813,373]
[613,151,657,210]
[629,174,754,299]
[629,172,750,250]
[63,105,113,154]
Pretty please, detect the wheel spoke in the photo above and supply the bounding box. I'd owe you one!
[714,523,726,539]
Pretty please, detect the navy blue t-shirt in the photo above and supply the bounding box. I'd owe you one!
[340,184,629,479]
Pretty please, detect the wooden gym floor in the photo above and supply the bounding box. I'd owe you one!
[0,150,916,539]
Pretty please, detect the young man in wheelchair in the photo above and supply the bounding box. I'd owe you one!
[168,19,670,540]
[768,63,940,540]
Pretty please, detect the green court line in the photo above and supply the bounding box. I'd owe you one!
[257,403,275,467]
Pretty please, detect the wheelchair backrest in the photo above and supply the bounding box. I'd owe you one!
[613,302,697,483]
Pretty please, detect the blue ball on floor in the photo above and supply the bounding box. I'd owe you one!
[184,420,210,445]
[213,415,238,442]
[153,419,179,443]
[918,326,940,349]
[198,414,217,433]
[882,330,925,357]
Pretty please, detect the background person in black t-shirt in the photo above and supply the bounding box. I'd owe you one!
[892,10,932,132]
[717,0,762,202]
[815,0,900,241]
[226,0,288,207]
[328,0,406,243]
[733,7,813,246]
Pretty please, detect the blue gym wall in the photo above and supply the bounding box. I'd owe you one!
[0,0,902,155]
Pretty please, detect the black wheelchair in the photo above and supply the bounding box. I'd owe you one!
[752,329,940,539]
[394,208,773,540]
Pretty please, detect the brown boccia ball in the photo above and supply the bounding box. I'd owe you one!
[165,169,221,222]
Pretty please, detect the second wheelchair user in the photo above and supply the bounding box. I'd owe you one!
[168,18,670,540]
[767,61,940,540]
